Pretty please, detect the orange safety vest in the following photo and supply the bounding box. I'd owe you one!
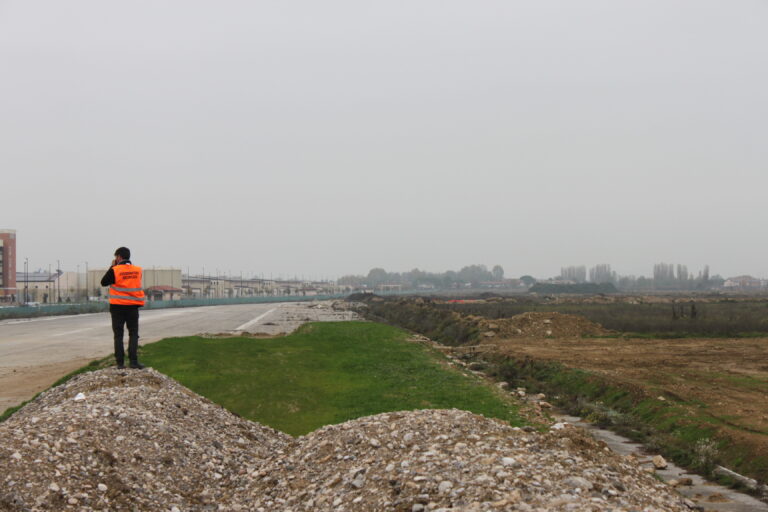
[109,264,146,306]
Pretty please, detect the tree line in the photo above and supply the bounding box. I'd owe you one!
[558,263,723,291]
[340,262,726,292]
[338,264,508,290]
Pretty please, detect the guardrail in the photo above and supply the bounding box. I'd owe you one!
[0,302,109,319]
[0,289,424,321]
[0,295,346,320]
[142,294,349,309]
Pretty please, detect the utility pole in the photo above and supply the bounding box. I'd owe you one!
[56,260,61,303]
[24,257,28,304]
[85,261,89,302]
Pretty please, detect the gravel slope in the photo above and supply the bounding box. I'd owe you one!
[1,369,691,511]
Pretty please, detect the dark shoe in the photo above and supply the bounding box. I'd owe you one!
[129,362,145,369]
[117,364,125,369]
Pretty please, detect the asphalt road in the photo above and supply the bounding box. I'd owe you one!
[0,303,287,366]
[0,302,289,411]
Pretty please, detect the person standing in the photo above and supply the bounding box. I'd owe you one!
[100,247,146,369]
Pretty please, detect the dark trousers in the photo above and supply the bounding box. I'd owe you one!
[110,305,140,364]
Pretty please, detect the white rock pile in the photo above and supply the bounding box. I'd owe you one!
[1,369,691,511]
[0,369,290,511]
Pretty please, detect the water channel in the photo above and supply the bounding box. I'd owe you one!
[557,414,768,512]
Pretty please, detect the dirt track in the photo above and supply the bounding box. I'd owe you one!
[0,358,95,412]
[487,335,768,469]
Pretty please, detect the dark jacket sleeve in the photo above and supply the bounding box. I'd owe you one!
[100,267,115,287]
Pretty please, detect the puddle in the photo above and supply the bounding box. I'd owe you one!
[559,415,768,512]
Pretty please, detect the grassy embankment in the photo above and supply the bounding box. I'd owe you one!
[488,358,768,482]
[139,321,524,436]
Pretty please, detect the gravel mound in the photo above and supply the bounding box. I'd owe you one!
[1,370,688,511]
[0,368,290,511]
[246,410,688,511]
[484,312,610,339]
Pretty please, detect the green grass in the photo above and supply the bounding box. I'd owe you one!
[141,321,524,436]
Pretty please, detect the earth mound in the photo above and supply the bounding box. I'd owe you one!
[484,312,610,339]
[1,369,688,511]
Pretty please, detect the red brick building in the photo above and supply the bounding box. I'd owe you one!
[0,229,17,301]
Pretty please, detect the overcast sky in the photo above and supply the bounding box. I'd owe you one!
[2,1,766,280]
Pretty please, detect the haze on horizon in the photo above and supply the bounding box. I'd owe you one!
[2,1,766,281]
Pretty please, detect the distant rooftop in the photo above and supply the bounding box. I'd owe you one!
[146,285,184,292]
[16,272,57,282]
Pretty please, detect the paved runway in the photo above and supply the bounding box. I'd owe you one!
[0,302,289,411]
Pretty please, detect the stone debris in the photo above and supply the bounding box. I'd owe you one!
[0,368,290,511]
[0,369,691,511]
[233,300,362,336]
[248,409,690,511]
[479,312,610,339]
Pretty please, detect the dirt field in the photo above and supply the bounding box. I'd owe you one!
[486,334,768,471]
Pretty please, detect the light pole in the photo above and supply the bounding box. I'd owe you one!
[85,261,89,302]
[56,260,61,303]
[24,257,28,304]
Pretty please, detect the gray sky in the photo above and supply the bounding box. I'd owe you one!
[2,1,766,279]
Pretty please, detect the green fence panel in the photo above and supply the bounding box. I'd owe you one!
[0,290,417,321]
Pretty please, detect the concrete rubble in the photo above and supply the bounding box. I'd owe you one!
[1,369,693,511]
[231,301,362,336]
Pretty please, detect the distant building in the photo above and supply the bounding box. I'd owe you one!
[723,275,763,291]
[145,285,185,301]
[15,271,57,303]
[0,229,17,301]
[478,279,526,289]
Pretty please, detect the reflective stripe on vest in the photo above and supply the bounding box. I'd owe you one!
[109,264,145,306]
[111,286,143,292]
[108,294,145,303]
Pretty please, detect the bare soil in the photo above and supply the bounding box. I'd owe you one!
[485,334,768,471]
[0,358,95,413]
